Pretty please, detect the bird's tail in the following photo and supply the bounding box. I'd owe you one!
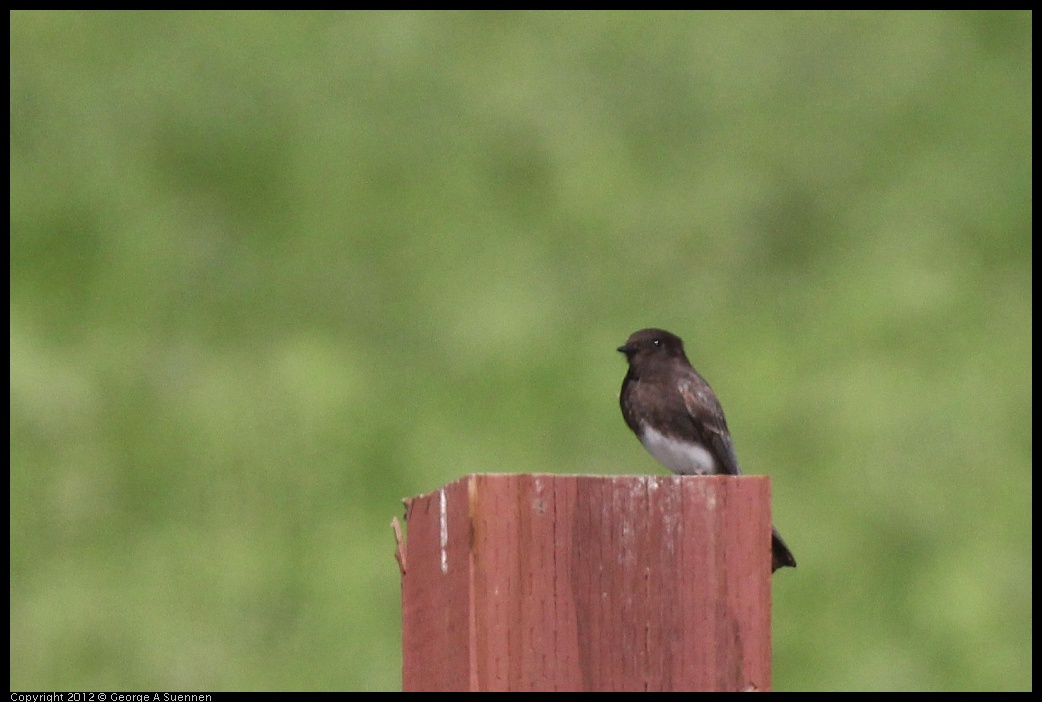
[771,526,797,572]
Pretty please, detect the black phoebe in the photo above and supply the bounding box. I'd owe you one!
[618,328,796,573]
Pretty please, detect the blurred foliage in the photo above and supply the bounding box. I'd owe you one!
[10,10,1031,691]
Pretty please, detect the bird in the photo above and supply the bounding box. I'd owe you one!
[617,327,796,573]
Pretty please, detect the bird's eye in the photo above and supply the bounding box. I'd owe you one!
[652,339,661,347]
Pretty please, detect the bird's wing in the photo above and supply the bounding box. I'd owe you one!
[678,378,743,476]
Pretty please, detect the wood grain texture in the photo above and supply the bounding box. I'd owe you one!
[401,474,772,692]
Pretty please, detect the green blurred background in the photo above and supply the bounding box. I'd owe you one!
[10,10,1031,691]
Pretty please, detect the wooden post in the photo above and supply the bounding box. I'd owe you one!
[398,474,773,692]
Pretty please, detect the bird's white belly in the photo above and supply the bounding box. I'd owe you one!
[640,426,717,475]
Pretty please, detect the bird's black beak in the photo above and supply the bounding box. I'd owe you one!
[617,343,635,356]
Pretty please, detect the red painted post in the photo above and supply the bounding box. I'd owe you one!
[399,474,773,692]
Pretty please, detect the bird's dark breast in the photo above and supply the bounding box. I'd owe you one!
[625,378,698,436]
